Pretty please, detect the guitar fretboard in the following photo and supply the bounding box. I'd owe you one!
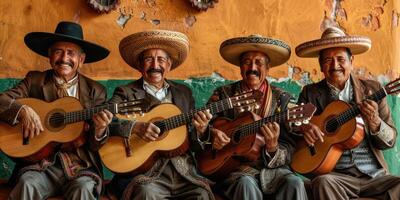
[235,111,287,139]
[59,104,118,124]
[326,87,387,132]
[154,98,233,132]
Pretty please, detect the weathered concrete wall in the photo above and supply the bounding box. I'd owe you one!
[0,0,399,80]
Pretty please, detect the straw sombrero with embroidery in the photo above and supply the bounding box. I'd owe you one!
[296,27,371,57]
[220,34,291,67]
[119,30,189,71]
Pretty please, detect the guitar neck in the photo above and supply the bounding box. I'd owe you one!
[235,111,287,138]
[332,87,387,128]
[154,98,233,132]
[64,104,118,124]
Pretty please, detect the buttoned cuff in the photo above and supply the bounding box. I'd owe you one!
[370,120,394,144]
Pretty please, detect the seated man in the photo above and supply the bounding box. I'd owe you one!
[207,34,308,200]
[107,30,214,200]
[0,21,113,199]
[295,26,400,199]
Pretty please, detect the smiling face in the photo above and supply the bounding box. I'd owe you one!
[239,51,270,90]
[48,41,85,81]
[319,47,354,90]
[139,48,172,89]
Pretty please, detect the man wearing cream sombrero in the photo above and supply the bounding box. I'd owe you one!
[207,34,308,200]
[106,30,214,200]
[296,27,400,199]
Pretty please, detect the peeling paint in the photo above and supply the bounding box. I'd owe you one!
[72,10,81,23]
[145,0,156,7]
[139,11,146,21]
[151,19,160,25]
[184,15,196,27]
[392,10,399,29]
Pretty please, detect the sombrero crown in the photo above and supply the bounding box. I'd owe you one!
[24,21,109,63]
[220,34,291,67]
[295,27,371,57]
[119,30,189,71]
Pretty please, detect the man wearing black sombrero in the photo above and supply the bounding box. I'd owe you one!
[106,30,214,200]
[0,21,113,199]
[296,27,400,199]
[206,34,308,200]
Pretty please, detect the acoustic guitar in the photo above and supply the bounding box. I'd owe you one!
[291,78,400,175]
[196,103,316,180]
[0,97,144,162]
[99,91,262,174]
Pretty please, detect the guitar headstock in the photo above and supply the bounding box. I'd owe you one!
[287,103,317,131]
[384,77,400,95]
[229,90,263,113]
[116,98,148,116]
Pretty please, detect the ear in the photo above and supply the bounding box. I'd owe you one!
[79,53,86,66]
[166,58,172,71]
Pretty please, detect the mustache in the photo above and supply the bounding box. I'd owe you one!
[246,70,260,77]
[146,68,164,74]
[55,61,73,67]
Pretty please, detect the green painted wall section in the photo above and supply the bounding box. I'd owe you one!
[0,77,399,180]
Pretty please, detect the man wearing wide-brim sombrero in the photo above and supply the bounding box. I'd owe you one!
[206,34,308,200]
[106,29,214,200]
[295,26,400,200]
[0,21,113,200]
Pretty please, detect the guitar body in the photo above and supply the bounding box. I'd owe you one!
[99,104,189,174]
[0,97,84,159]
[197,112,265,179]
[291,100,365,175]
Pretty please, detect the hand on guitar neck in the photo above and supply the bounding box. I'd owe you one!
[359,93,381,133]
[133,109,213,142]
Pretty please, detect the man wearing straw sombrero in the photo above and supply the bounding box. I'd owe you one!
[207,34,308,200]
[106,30,214,200]
[296,27,400,199]
[0,21,113,199]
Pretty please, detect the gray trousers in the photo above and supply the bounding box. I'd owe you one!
[132,163,210,200]
[223,174,308,200]
[312,171,400,200]
[8,164,97,200]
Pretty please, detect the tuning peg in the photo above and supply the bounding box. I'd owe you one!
[254,104,260,109]
[303,119,309,124]
[294,121,301,126]
[300,102,304,105]
[238,108,245,113]
[139,111,144,116]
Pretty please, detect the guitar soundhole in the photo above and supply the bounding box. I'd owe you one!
[232,131,241,144]
[45,109,66,132]
[325,119,339,133]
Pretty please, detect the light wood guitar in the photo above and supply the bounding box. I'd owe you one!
[291,78,400,175]
[197,103,316,180]
[0,97,144,161]
[99,91,262,174]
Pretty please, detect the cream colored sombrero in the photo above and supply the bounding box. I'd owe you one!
[220,34,291,67]
[295,27,371,57]
[119,30,189,71]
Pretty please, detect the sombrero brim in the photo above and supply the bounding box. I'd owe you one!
[295,36,371,57]
[220,37,291,67]
[24,32,110,63]
[119,30,189,71]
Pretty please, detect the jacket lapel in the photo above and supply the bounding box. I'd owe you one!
[78,74,92,109]
[351,75,366,104]
[42,71,58,102]
[315,80,334,112]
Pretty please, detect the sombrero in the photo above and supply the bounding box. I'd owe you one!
[119,30,189,71]
[24,21,109,63]
[295,27,371,57]
[219,34,291,67]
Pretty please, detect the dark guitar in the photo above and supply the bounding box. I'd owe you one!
[0,97,144,162]
[291,78,400,175]
[197,103,316,180]
[99,91,262,174]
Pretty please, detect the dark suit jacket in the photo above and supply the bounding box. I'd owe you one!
[0,69,107,183]
[297,75,397,173]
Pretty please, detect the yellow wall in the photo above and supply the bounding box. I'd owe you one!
[0,0,399,80]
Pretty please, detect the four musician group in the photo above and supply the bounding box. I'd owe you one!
[0,21,399,200]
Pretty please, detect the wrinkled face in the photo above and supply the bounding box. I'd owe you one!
[140,49,172,86]
[319,47,353,89]
[240,51,270,89]
[48,42,85,81]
